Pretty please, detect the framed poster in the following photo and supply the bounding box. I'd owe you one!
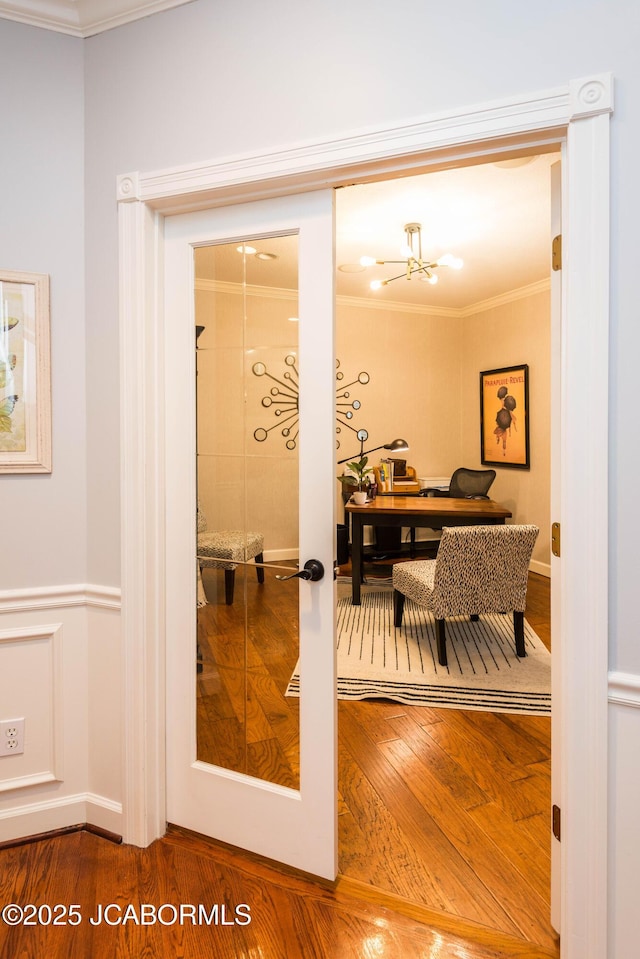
[480,364,530,469]
[0,270,51,473]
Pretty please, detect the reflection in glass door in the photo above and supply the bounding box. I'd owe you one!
[195,234,301,789]
[165,189,336,878]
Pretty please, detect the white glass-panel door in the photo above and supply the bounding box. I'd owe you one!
[164,191,337,879]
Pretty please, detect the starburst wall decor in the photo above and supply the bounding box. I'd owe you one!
[252,356,369,451]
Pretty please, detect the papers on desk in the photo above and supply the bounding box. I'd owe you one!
[418,476,450,493]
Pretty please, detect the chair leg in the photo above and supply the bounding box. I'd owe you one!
[436,618,448,667]
[393,590,405,626]
[255,553,265,584]
[514,610,526,657]
[224,569,235,605]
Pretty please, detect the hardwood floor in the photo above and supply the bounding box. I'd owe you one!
[196,562,558,955]
[196,568,301,786]
[0,567,556,958]
[0,826,558,958]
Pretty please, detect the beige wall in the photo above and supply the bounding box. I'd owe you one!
[335,302,464,478]
[197,283,550,569]
[196,285,300,561]
[336,288,551,570]
[459,290,551,567]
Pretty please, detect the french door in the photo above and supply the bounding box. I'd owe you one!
[163,191,337,879]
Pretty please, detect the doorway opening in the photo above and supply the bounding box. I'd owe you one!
[120,74,612,958]
[333,156,558,953]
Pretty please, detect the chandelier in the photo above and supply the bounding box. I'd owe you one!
[360,222,463,290]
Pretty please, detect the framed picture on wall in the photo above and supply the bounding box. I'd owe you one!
[480,364,530,469]
[0,270,51,473]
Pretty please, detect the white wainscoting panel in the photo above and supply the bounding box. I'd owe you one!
[608,671,640,959]
[0,585,122,842]
[0,623,63,793]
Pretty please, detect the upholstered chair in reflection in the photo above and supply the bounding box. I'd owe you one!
[197,506,264,605]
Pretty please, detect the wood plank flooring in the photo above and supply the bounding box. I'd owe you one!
[196,563,558,955]
[0,826,558,958]
[0,566,557,957]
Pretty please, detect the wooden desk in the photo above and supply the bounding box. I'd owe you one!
[345,495,512,604]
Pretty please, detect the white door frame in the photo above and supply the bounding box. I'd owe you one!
[118,72,612,959]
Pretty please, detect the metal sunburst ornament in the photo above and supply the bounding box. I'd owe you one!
[252,356,369,450]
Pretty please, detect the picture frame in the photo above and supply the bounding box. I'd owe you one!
[0,270,51,473]
[480,364,530,469]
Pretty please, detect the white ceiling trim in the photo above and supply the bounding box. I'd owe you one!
[457,277,550,317]
[335,292,460,318]
[195,277,551,319]
[196,279,298,303]
[0,0,194,37]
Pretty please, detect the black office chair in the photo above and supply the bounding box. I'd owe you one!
[422,467,497,500]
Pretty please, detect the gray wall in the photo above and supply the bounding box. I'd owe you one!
[83,0,639,667]
[2,1,639,954]
[81,9,640,955]
[0,20,86,587]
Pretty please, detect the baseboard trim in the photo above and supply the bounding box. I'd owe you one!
[530,559,551,578]
[82,822,123,844]
[262,549,299,563]
[0,791,123,843]
[0,822,122,851]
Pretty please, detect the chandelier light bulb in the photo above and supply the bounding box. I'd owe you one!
[437,253,464,270]
[362,223,463,292]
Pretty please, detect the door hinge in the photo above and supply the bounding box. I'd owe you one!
[552,234,562,271]
[551,522,561,557]
[552,804,561,841]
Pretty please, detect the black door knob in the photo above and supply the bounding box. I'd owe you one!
[275,559,325,582]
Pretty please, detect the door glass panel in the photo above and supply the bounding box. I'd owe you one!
[195,234,300,788]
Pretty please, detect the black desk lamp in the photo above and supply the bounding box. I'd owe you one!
[337,435,409,465]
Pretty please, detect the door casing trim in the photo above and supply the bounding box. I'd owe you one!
[118,72,613,959]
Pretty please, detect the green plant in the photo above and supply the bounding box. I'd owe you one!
[345,455,369,491]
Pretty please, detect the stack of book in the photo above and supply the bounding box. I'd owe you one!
[373,462,421,494]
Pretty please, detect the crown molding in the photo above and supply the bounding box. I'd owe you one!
[0,0,194,37]
[336,292,461,318]
[458,277,550,317]
[195,277,550,318]
[196,278,298,303]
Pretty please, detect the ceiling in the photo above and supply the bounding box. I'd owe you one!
[0,0,193,36]
[197,151,560,314]
[334,153,559,311]
[2,0,559,307]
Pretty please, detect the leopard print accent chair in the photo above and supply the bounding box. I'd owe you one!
[392,524,539,667]
[197,506,265,605]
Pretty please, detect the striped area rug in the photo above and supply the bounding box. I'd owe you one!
[287,583,551,715]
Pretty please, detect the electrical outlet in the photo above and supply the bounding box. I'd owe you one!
[0,719,25,756]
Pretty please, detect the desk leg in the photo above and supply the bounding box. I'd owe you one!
[351,516,362,604]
